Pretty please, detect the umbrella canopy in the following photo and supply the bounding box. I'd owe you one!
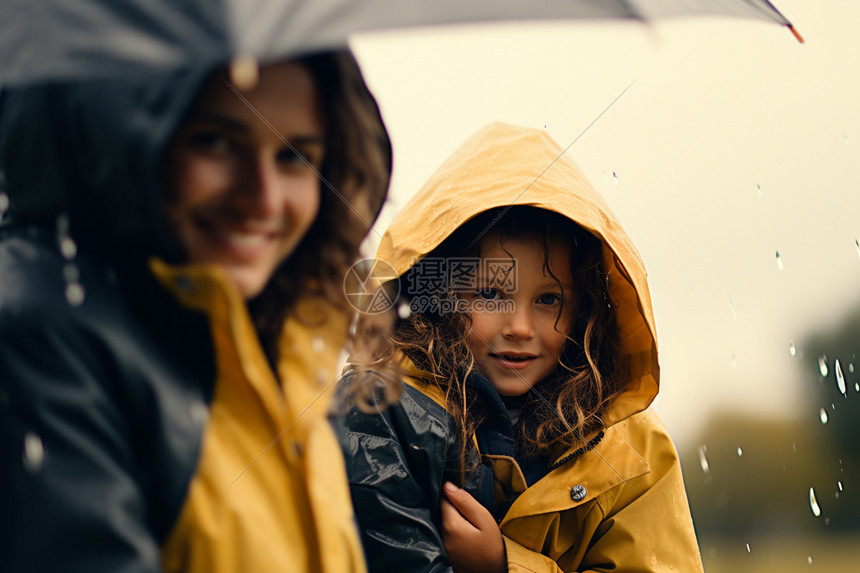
[0,0,799,88]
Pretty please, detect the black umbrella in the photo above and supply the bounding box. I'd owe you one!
[0,0,801,88]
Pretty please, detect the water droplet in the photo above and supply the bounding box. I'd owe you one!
[23,432,45,473]
[807,556,813,565]
[56,214,70,235]
[312,336,325,353]
[612,171,618,184]
[745,543,751,553]
[789,342,797,356]
[837,481,843,492]
[851,362,856,373]
[756,183,763,196]
[397,301,412,320]
[737,447,743,456]
[697,445,710,474]
[819,408,828,424]
[65,283,85,306]
[809,487,821,517]
[855,382,859,393]
[59,236,77,260]
[835,359,846,395]
[63,263,79,284]
[792,442,797,452]
[856,238,860,260]
[189,400,209,425]
[824,517,830,526]
[819,356,829,378]
[775,251,784,271]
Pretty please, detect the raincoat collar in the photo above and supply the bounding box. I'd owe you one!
[378,122,659,427]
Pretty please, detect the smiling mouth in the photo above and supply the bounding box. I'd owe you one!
[490,353,538,368]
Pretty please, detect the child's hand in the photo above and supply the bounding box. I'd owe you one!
[441,481,506,573]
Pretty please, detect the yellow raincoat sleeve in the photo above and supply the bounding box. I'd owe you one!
[499,411,704,573]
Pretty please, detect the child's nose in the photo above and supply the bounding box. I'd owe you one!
[502,307,534,340]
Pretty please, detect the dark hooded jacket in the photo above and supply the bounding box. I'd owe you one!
[0,53,390,572]
[341,123,703,572]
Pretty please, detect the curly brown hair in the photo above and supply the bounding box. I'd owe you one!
[392,206,628,463]
[248,51,392,365]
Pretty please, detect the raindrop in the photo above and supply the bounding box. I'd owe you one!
[312,336,325,354]
[697,445,710,474]
[65,283,85,307]
[612,171,618,184]
[807,556,813,565]
[397,300,412,320]
[792,442,797,452]
[851,362,856,373]
[825,518,830,526]
[837,481,843,492]
[789,342,797,356]
[856,238,860,260]
[835,359,846,395]
[23,432,45,473]
[59,236,77,260]
[775,251,784,271]
[809,487,821,517]
[56,214,70,235]
[63,263,79,284]
[756,183,763,196]
[819,356,829,378]
[316,369,330,386]
[189,400,209,425]
[819,408,828,424]
[855,382,859,393]
[737,447,743,456]
[745,543,751,553]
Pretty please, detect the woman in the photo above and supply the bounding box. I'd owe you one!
[0,51,390,572]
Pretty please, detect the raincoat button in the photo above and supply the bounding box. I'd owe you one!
[570,484,587,501]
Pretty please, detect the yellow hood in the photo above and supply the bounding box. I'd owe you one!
[377,122,658,426]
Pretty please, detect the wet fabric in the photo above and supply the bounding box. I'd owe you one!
[345,122,704,572]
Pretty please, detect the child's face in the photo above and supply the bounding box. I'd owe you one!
[466,234,574,397]
[163,61,324,299]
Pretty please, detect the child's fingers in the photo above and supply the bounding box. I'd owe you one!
[442,482,494,530]
[441,497,476,538]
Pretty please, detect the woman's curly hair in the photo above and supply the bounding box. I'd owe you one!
[249,51,392,365]
[390,206,629,463]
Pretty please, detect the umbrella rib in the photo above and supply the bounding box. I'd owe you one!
[220,77,393,249]
[466,76,639,251]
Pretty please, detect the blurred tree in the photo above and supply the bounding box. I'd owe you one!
[682,301,860,539]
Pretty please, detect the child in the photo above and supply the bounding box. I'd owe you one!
[0,52,390,572]
[341,122,704,572]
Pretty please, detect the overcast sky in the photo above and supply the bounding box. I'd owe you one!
[350,0,860,447]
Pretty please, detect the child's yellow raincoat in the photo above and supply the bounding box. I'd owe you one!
[345,122,704,572]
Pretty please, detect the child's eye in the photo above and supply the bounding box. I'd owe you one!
[476,288,500,300]
[537,293,562,306]
[277,147,305,165]
[279,144,324,170]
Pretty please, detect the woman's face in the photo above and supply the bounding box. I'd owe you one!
[164,61,324,299]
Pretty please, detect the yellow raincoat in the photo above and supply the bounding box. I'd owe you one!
[371,122,704,572]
